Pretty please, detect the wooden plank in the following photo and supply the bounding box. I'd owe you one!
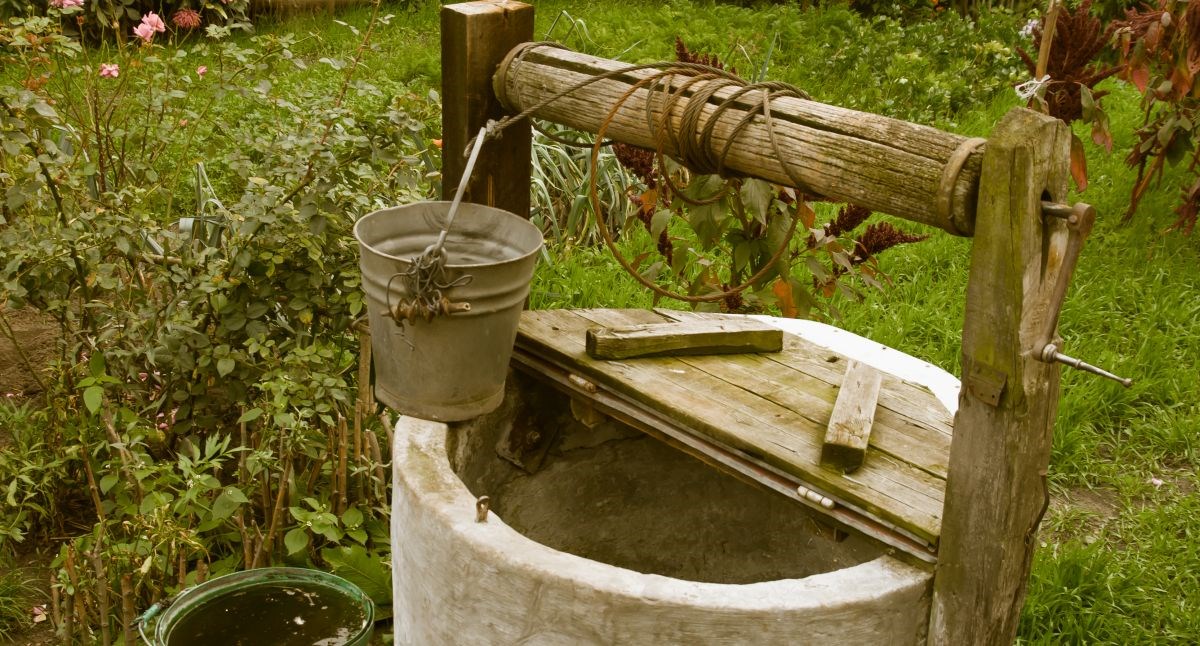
[521,309,944,542]
[929,109,1072,645]
[573,308,949,482]
[651,311,952,478]
[494,44,982,235]
[585,318,782,359]
[441,2,533,217]
[656,310,955,437]
[822,360,883,473]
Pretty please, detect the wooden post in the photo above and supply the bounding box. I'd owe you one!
[441,1,534,217]
[930,108,1072,645]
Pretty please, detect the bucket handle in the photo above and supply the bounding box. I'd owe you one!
[386,125,488,326]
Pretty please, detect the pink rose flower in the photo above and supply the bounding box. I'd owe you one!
[141,12,166,33]
[196,65,207,78]
[133,22,155,43]
[50,0,84,8]
[99,63,119,78]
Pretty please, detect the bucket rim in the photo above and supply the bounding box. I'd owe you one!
[354,201,544,270]
[151,566,374,645]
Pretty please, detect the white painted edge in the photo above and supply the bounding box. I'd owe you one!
[746,315,960,415]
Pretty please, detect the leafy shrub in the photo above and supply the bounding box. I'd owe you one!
[1114,0,1200,232]
[1,2,429,638]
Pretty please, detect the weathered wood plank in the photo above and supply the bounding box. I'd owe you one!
[495,45,982,234]
[929,108,1072,645]
[522,308,944,542]
[643,311,951,479]
[822,360,883,473]
[441,1,533,216]
[656,310,955,437]
[585,318,782,359]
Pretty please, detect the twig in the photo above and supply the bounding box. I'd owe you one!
[64,547,80,645]
[380,410,393,459]
[364,430,385,506]
[102,412,143,502]
[50,571,61,630]
[80,453,107,525]
[255,459,292,568]
[355,329,372,502]
[336,415,349,516]
[120,574,135,646]
[87,549,111,646]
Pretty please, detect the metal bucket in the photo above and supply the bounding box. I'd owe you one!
[354,202,543,421]
[146,567,373,645]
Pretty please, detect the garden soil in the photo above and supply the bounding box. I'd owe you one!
[0,307,57,400]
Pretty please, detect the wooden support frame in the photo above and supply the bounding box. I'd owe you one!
[441,1,533,217]
[930,109,1071,645]
[439,4,1076,642]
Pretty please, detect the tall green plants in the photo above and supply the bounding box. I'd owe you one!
[1,1,429,640]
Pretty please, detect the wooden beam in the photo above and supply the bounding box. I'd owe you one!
[821,360,882,473]
[494,44,983,235]
[929,108,1072,645]
[441,1,533,217]
[585,319,783,360]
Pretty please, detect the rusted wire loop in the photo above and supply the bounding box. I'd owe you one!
[591,73,804,304]
[936,137,987,236]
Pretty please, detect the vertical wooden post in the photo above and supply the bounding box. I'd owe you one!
[930,108,1073,645]
[441,1,534,217]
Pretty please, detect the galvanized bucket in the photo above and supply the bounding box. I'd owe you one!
[354,202,543,421]
[143,567,373,645]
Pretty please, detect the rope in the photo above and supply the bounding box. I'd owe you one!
[479,42,813,303]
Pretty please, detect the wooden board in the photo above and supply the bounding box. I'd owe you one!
[822,360,883,473]
[516,308,954,545]
[585,318,782,359]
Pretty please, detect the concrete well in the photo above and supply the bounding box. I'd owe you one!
[391,369,933,645]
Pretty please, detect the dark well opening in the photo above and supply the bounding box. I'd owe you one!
[446,371,883,585]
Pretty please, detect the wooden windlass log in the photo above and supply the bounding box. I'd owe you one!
[493,43,986,236]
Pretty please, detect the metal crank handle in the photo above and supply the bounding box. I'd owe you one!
[1039,343,1133,388]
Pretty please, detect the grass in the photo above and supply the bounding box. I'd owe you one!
[5,0,1199,642]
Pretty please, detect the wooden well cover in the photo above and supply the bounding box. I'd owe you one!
[514,309,953,557]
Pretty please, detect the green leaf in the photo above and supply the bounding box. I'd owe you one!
[237,408,263,423]
[284,527,310,555]
[649,209,672,239]
[341,505,363,528]
[212,487,249,520]
[321,544,391,604]
[83,386,103,414]
[687,201,726,248]
[217,357,235,377]
[740,179,774,226]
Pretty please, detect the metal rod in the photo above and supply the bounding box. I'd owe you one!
[1039,344,1133,388]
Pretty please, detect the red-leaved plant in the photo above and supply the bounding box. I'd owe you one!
[1115,0,1200,232]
